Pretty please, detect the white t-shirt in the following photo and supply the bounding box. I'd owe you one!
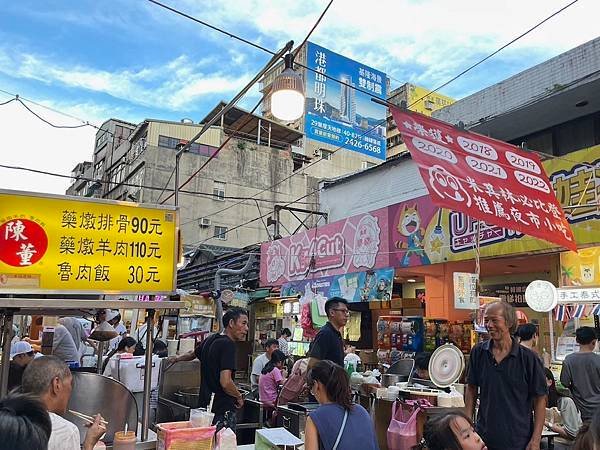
[251,353,269,388]
[48,412,80,450]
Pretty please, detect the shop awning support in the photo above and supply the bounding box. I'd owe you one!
[0,310,14,397]
[548,310,556,361]
[141,309,155,441]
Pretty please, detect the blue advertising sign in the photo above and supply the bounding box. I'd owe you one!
[280,267,395,303]
[305,42,387,160]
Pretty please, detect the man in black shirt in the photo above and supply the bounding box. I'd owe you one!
[465,301,547,450]
[173,307,248,430]
[309,297,348,368]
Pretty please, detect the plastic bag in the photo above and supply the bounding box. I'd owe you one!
[387,401,419,450]
[300,303,318,339]
[215,427,237,450]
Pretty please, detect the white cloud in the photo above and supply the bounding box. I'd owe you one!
[0,49,253,110]
[184,0,598,91]
[0,99,96,194]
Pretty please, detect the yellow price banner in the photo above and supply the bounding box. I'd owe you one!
[0,189,178,294]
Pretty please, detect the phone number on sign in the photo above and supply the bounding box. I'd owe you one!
[344,137,382,154]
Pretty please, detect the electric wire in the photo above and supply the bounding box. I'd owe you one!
[175,0,585,230]
[0,89,124,140]
[156,1,333,204]
[0,1,588,251]
[0,162,318,205]
[16,97,89,129]
[408,0,581,107]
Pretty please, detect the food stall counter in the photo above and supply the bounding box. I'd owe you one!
[104,427,158,450]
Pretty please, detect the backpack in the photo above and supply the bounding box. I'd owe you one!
[277,358,309,406]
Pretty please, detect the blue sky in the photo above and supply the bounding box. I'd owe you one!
[0,0,598,193]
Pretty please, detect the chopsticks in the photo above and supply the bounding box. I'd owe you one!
[68,409,109,427]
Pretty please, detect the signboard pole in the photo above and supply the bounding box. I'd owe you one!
[548,310,556,362]
[95,341,105,375]
[141,310,155,441]
[0,311,14,397]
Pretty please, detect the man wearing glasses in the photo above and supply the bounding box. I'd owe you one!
[8,341,35,391]
[308,297,349,368]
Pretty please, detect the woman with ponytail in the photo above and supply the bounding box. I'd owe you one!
[304,360,379,450]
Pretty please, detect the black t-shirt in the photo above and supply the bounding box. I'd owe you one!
[309,322,344,367]
[195,333,237,415]
[8,361,25,391]
[467,338,547,450]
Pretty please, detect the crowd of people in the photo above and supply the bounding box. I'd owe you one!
[3,297,600,450]
[2,309,169,450]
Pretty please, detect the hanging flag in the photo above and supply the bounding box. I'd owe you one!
[572,304,586,319]
[591,304,600,316]
[565,306,573,321]
[389,107,577,252]
[555,305,565,321]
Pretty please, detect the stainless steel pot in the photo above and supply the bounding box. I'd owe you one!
[382,373,407,387]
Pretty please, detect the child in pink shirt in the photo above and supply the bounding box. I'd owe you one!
[259,350,287,407]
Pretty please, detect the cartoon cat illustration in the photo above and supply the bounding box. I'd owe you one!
[395,205,430,267]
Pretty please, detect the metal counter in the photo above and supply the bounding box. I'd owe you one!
[67,372,138,445]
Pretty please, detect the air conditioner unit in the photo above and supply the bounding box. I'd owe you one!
[199,217,211,227]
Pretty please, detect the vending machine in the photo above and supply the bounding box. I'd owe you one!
[376,316,424,364]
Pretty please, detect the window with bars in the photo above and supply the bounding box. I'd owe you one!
[213,181,226,201]
[214,225,228,240]
[94,159,104,179]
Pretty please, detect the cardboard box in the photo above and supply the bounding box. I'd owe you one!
[403,308,424,317]
[255,428,303,449]
[391,299,403,309]
[402,298,422,309]
[358,349,378,364]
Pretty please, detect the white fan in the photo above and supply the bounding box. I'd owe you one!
[429,343,465,388]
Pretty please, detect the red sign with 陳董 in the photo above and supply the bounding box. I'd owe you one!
[389,107,577,252]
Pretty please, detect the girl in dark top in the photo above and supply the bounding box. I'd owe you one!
[420,411,487,450]
[305,360,378,450]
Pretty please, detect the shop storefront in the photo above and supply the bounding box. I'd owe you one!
[259,145,599,365]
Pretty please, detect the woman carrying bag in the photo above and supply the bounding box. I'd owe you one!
[304,360,379,450]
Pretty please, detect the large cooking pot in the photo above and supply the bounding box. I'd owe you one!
[177,387,202,408]
[382,373,407,388]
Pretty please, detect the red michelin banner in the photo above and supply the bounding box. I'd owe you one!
[389,107,577,252]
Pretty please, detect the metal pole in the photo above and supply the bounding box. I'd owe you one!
[257,118,261,145]
[0,311,15,397]
[549,310,555,362]
[141,309,155,441]
[96,341,105,374]
[174,151,181,207]
[268,122,271,148]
